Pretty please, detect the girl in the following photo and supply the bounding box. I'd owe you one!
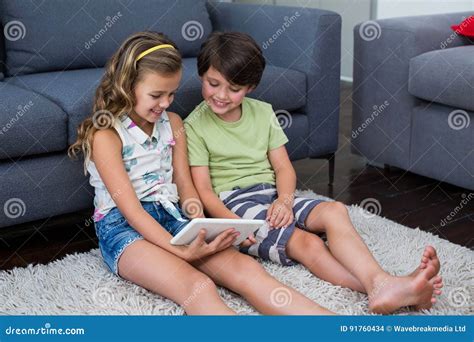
[68,31,334,315]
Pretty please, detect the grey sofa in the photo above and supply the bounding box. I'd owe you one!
[0,0,341,228]
[352,12,473,190]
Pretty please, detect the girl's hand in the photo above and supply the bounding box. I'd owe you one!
[266,198,294,229]
[239,233,257,248]
[182,228,239,262]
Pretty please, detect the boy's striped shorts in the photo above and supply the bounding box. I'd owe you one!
[219,183,325,266]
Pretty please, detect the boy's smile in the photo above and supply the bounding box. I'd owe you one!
[201,66,253,122]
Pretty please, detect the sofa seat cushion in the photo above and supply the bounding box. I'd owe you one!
[0,82,67,160]
[409,46,474,112]
[0,0,212,76]
[0,152,93,227]
[410,103,473,190]
[6,68,104,144]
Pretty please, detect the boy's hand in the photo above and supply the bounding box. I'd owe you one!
[239,233,257,248]
[267,198,294,229]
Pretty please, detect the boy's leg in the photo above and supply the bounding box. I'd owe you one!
[302,201,440,313]
[221,185,365,292]
[191,247,334,315]
[285,228,365,293]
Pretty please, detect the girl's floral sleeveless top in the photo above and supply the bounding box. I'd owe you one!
[87,111,181,222]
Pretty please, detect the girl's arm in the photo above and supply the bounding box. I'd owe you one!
[91,128,235,261]
[168,112,204,219]
[267,145,296,228]
[190,166,240,219]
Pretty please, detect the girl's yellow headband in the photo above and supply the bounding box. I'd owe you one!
[135,44,175,63]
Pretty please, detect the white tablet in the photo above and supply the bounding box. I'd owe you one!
[170,218,265,246]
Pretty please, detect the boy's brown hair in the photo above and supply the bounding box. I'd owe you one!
[197,32,265,87]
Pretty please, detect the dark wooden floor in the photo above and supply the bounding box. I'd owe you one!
[1,82,472,271]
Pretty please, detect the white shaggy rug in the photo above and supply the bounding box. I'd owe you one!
[0,191,472,315]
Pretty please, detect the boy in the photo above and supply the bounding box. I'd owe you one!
[184,32,442,313]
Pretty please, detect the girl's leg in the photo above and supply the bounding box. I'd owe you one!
[118,239,235,315]
[285,228,365,293]
[191,247,334,315]
[303,201,440,313]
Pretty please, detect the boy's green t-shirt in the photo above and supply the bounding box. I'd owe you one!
[184,97,288,194]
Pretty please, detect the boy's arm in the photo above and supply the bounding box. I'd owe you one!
[191,166,257,247]
[190,166,240,219]
[267,145,297,228]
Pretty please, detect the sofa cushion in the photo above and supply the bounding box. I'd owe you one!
[410,103,473,190]
[251,65,307,112]
[6,68,103,144]
[168,58,206,118]
[0,152,93,228]
[0,83,67,160]
[0,25,4,80]
[0,0,212,76]
[7,58,307,145]
[409,46,474,112]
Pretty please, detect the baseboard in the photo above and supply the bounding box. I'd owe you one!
[340,75,353,83]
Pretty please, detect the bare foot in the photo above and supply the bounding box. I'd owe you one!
[410,246,440,276]
[414,275,443,310]
[409,246,443,307]
[368,263,437,314]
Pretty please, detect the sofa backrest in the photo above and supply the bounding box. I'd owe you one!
[0,20,4,80]
[0,0,212,77]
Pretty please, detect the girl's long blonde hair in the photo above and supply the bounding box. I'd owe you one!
[68,31,182,173]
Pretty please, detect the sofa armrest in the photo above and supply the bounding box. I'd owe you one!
[207,1,342,157]
[351,11,471,169]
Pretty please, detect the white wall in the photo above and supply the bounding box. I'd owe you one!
[376,0,473,19]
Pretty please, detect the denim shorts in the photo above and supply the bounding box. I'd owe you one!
[94,201,189,275]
